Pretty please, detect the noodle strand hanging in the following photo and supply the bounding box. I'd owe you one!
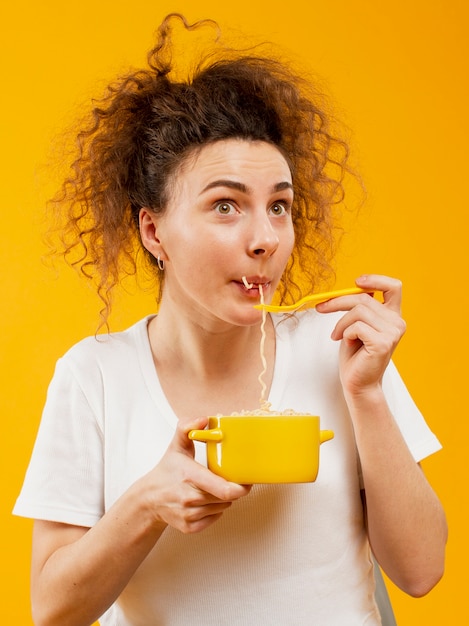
[235,276,304,416]
[257,284,269,410]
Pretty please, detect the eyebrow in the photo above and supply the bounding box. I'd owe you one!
[200,180,293,195]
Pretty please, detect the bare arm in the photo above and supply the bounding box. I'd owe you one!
[31,417,251,626]
[317,274,447,596]
[348,390,447,596]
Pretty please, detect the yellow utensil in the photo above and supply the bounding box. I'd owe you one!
[253,287,376,313]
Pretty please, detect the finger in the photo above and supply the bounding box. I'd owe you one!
[315,289,378,314]
[158,493,234,535]
[164,419,251,501]
[330,302,404,341]
[341,320,402,356]
[182,502,236,533]
[170,416,209,457]
[184,458,252,502]
[185,500,234,520]
[355,274,402,313]
[179,511,226,535]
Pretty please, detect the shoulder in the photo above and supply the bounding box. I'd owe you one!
[61,316,152,366]
[43,316,154,421]
[54,316,153,387]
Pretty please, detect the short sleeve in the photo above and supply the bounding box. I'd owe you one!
[382,360,442,462]
[13,356,105,527]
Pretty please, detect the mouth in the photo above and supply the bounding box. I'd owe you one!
[239,276,271,293]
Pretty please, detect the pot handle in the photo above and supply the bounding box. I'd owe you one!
[320,429,334,444]
[188,428,223,443]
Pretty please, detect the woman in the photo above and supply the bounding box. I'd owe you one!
[14,14,447,625]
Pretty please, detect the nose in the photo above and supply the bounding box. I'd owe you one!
[247,212,280,257]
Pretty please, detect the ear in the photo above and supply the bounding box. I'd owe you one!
[139,207,167,261]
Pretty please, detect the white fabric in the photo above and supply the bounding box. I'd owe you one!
[14,311,441,625]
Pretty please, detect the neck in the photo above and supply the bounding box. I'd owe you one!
[148,299,267,381]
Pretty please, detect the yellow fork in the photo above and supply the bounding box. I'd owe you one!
[253,287,376,313]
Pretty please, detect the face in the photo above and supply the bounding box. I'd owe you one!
[141,139,295,327]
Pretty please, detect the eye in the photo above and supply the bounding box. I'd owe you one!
[269,202,289,216]
[215,202,236,215]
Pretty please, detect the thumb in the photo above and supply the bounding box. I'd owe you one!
[171,416,209,458]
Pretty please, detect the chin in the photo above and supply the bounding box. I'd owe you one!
[229,310,264,327]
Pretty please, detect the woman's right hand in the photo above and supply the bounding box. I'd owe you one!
[141,417,251,534]
[30,417,250,626]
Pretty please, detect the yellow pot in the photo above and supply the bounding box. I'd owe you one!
[189,415,334,484]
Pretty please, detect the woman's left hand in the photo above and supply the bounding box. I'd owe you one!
[316,274,407,397]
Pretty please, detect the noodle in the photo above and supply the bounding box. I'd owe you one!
[223,407,306,416]
[236,276,309,417]
[257,284,269,409]
[241,276,268,407]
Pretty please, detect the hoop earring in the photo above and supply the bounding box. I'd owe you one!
[157,256,165,271]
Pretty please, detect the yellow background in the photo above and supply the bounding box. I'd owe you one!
[1,0,467,623]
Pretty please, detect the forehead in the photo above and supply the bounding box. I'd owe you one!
[178,138,292,186]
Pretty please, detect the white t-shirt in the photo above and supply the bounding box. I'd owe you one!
[14,311,441,625]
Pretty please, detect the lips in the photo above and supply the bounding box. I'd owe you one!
[240,277,270,289]
[236,278,271,301]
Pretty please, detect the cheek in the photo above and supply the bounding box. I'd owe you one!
[171,236,230,276]
[282,226,295,256]
[187,228,238,262]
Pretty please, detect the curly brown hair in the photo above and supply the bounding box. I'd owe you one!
[49,13,353,323]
